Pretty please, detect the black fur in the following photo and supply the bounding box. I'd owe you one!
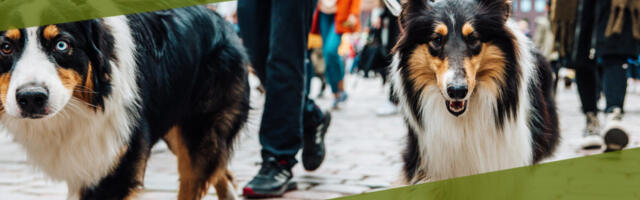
[403,125,422,183]
[37,20,116,109]
[529,51,559,163]
[392,0,559,182]
[12,6,251,199]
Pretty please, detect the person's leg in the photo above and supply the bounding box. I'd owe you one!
[305,50,314,97]
[600,57,630,152]
[240,0,310,197]
[601,58,628,113]
[575,61,599,114]
[257,0,309,163]
[319,14,343,95]
[574,60,603,150]
[237,0,269,81]
[301,0,332,171]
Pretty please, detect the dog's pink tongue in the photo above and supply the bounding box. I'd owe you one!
[450,101,464,109]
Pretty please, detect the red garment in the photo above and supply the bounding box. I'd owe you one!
[311,0,361,34]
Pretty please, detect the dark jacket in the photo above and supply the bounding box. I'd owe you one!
[571,0,640,66]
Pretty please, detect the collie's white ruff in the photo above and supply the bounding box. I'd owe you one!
[391,20,539,183]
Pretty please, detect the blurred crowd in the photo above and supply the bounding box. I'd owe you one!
[524,0,640,152]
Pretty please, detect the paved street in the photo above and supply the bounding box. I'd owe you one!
[1,75,640,200]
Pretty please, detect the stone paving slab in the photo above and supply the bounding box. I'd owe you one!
[1,75,639,200]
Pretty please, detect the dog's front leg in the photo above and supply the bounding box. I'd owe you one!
[78,122,152,200]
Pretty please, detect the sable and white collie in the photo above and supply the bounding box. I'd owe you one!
[0,6,248,200]
[384,0,559,184]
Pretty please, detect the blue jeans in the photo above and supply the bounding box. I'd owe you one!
[318,13,344,94]
[576,56,628,113]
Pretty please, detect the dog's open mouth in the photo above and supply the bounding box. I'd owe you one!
[445,100,467,117]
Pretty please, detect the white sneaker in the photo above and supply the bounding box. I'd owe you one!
[580,112,604,150]
[376,101,398,116]
[603,107,629,152]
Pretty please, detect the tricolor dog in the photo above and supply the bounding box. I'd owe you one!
[0,6,248,200]
[384,0,559,183]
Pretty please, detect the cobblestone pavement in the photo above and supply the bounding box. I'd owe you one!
[1,75,639,200]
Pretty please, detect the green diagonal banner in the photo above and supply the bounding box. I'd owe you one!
[0,0,228,31]
[337,148,640,200]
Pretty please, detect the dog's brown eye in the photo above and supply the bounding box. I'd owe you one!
[1,42,13,54]
[467,34,480,47]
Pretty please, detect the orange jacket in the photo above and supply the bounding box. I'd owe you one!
[311,0,361,34]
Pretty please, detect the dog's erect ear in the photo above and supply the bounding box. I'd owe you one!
[477,0,512,21]
[82,19,114,109]
[397,0,431,28]
[405,0,430,15]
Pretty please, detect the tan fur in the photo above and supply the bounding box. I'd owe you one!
[5,29,20,40]
[407,44,448,91]
[434,22,448,36]
[57,67,82,91]
[80,63,94,102]
[468,43,507,95]
[0,73,10,111]
[211,169,235,200]
[407,42,506,96]
[43,25,59,40]
[164,126,235,200]
[57,64,96,106]
[462,22,474,37]
[164,126,203,200]
[123,189,141,200]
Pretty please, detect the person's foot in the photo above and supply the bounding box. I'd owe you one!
[243,156,296,198]
[302,110,332,171]
[332,92,348,109]
[376,100,398,116]
[581,112,603,150]
[603,107,629,152]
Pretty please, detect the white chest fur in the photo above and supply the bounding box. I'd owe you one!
[0,16,139,192]
[412,86,532,182]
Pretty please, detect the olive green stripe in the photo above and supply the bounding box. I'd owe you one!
[0,0,230,31]
[336,148,640,200]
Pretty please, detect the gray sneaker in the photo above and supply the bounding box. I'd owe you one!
[581,112,604,150]
[603,107,629,152]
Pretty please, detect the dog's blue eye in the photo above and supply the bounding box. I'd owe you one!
[55,41,69,51]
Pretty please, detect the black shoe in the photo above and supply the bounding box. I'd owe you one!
[603,108,629,152]
[243,156,297,198]
[302,110,331,171]
[604,128,629,152]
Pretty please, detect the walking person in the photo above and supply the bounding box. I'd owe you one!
[311,0,362,109]
[560,0,640,151]
[237,0,332,197]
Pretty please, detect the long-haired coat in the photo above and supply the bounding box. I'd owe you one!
[0,6,248,200]
[384,0,559,184]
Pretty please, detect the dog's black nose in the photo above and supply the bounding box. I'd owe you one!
[447,85,468,99]
[16,86,49,117]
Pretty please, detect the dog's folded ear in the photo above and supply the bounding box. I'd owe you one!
[477,0,513,21]
[81,19,115,109]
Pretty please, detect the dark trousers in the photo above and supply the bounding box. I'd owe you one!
[238,0,322,164]
[575,57,628,114]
